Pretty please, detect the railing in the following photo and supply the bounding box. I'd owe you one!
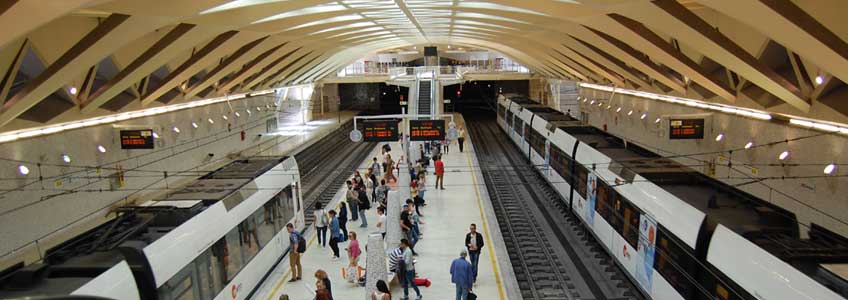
[332,62,532,81]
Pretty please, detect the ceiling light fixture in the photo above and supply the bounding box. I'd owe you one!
[152,132,159,139]
[191,122,198,128]
[616,107,622,113]
[18,165,29,176]
[655,118,661,123]
[223,115,228,120]
[172,126,180,133]
[778,150,790,160]
[97,145,106,153]
[627,110,633,116]
[69,87,78,95]
[640,113,647,120]
[235,112,241,117]
[824,163,836,174]
[744,141,753,149]
[815,75,824,85]
[61,154,71,163]
[715,133,724,141]
[208,118,215,124]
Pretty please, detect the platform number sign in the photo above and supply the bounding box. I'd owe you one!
[669,118,705,139]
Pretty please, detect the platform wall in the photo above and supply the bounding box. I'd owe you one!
[579,87,848,238]
[0,94,311,271]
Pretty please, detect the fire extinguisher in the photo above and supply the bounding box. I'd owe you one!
[240,131,245,141]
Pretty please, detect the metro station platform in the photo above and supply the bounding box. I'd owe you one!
[251,114,519,300]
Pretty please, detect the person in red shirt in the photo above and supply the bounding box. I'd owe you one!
[434,155,445,190]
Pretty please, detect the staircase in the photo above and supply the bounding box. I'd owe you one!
[417,80,432,116]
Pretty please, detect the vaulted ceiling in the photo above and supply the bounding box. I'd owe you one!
[2,0,848,132]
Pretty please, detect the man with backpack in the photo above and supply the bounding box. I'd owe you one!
[286,223,305,282]
[357,186,370,227]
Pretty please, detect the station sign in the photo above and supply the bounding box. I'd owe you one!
[669,118,704,139]
[120,129,155,149]
[409,120,445,141]
[362,119,399,142]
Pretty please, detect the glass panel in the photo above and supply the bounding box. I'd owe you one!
[224,228,244,282]
[238,213,261,262]
[196,251,215,300]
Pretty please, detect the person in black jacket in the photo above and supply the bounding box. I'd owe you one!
[465,223,484,283]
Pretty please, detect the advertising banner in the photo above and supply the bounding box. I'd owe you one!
[636,213,658,290]
[586,173,598,225]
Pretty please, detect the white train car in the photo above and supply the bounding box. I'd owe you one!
[1,156,304,300]
[496,96,848,300]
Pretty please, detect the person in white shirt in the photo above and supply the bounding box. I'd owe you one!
[376,206,387,238]
[313,202,329,248]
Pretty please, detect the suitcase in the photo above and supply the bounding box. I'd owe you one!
[413,277,432,287]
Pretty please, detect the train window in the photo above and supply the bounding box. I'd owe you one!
[654,228,697,298]
[277,186,296,225]
[528,129,546,155]
[238,214,262,263]
[159,257,201,300]
[549,146,571,181]
[595,181,611,220]
[621,201,640,247]
[498,105,506,118]
[576,165,588,199]
[506,111,514,128]
[223,228,245,282]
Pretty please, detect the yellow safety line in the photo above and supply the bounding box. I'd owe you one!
[465,140,507,300]
[267,228,319,300]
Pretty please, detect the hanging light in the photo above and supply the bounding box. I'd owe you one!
[590,100,595,105]
[627,110,633,116]
[18,165,29,175]
[655,117,661,123]
[606,105,612,109]
[172,126,180,133]
[61,154,71,163]
[778,150,790,160]
[824,163,836,174]
[191,122,198,128]
[97,145,106,153]
[222,115,228,120]
[715,133,724,141]
[256,106,261,111]
[640,113,647,120]
[616,107,622,113]
[744,141,753,149]
[208,118,215,124]
[235,112,241,117]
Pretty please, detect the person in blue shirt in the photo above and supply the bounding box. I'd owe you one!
[450,250,474,300]
[328,210,341,260]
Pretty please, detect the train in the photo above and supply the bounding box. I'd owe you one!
[0,156,304,300]
[497,95,848,300]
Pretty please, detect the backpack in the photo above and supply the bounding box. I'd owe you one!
[358,190,371,210]
[319,209,329,225]
[296,232,306,253]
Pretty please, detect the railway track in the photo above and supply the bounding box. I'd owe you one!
[466,112,643,300]
[293,119,377,225]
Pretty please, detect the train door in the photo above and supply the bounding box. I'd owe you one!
[158,258,203,300]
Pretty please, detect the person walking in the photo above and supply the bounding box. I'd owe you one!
[338,200,349,242]
[400,239,422,300]
[465,224,484,283]
[370,157,381,179]
[457,126,466,152]
[371,279,392,300]
[434,156,445,190]
[384,153,396,183]
[328,210,341,260]
[285,223,303,282]
[416,171,427,204]
[357,186,370,227]
[376,206,387,239]
[443,137,450,154]
[315,269,333,300]
[450,250,474,300]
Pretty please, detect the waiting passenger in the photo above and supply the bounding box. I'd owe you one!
[375,179,389,205]
[376,206,387,239]
[286,223,303,282]
[328,210,341,260]
[457,125,466,152]
[347,181,360,222]
[315,279,331,300]
[346,231,361,268]
[434,156,445,190]
[370,157,382,178]
[356,186,370,227]
[315,269,333,300]
[314,202,329,248]
[371,279,392,300]
[337,200,349,242]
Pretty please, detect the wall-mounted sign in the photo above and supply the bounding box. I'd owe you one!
[669,118,704,139]
[409,120,445,141]
[120,129,154,149]
[362,119,399,142]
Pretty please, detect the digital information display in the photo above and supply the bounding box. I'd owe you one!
[409,120,445,141]
[669,118,705,139]
[120,129,155,149]
[362,119,399,142]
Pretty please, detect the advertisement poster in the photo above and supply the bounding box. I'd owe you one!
[586,173,597,225]
[635,213,657,290]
